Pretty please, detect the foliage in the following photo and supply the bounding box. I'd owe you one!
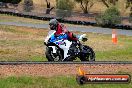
[96,6,121,26]
[56,0,74,18]
[101,0,132,15]
[126,0,132,23]
[23,0,34,12]
[75,0,94,13]
[100,0,118,8]
[0,0,21,4]
[126,0,132,9]
[56,0,74,10]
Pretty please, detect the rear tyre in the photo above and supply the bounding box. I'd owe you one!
[63,56,75,61]
[45,47,63,61]
[80,45,95,61]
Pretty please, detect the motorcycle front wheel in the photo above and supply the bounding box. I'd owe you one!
[45,47,63,61]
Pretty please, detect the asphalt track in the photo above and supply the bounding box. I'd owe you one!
[0,22,132,36]
[0,61,132,65]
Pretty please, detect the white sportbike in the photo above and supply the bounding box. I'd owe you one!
[44,30,95,61]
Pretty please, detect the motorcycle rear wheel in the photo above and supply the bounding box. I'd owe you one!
[80,45,95,61]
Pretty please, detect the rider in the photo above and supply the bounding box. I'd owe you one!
[49,19,78,42]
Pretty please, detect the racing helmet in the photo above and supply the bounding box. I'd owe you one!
[49,19,58,30]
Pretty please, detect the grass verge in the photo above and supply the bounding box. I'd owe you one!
[0,25,132,61]
[0,74,131,88]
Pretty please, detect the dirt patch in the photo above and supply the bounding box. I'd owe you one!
[0,64,132,77]
[65,16,95,22]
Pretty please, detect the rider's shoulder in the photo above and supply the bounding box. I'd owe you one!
[59,23,65,27]
[59,23,68,32]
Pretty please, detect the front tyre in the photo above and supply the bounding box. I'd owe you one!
[80,45,95,61]
[45,47,63,61]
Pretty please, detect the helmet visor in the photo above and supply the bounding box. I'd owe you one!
[49,24,55,30]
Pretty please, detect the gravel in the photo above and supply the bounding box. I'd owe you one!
[0,64,132,77]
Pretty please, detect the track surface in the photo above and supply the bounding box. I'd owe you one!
[0,61,132,65]
[0,64,132,77]
[0,22,132,36]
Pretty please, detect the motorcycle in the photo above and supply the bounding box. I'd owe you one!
[44,30,95,61]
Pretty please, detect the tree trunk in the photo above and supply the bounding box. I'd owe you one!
[101,0,109,8]
[80,0,88,14]
[4,3,8,8]
[45,0,54,14]
[84,1,88,13]
[46,7,54,14]
[84,9,88,13]
[130,7,132,15]
[80,1,85,12]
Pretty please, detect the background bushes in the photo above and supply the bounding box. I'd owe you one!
[0,0,21,4]
[56,0,74,18]
[96,7,121,27]
[23,0,34,12]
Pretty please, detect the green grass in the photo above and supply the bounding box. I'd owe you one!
[0,14,48,24]
[95,35,132,61]
[96,47,132,61]
[0,25,132,61]
[0,26,30,35]
[0,40,42,47]
[0,75,131,88]
[30,55,46,61]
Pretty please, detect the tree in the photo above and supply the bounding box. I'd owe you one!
[45,0,54,14]
[56,0,74,18]
[101,0,132,18]
[75,0,94,14]
[23,0,33,12]
[56,0,74,10]
[100,0,118,8]
[96,6,121,26]
[126,0,132,9]
[126,0,132,22]
[126,0,132,15]
[100,0,132,9]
